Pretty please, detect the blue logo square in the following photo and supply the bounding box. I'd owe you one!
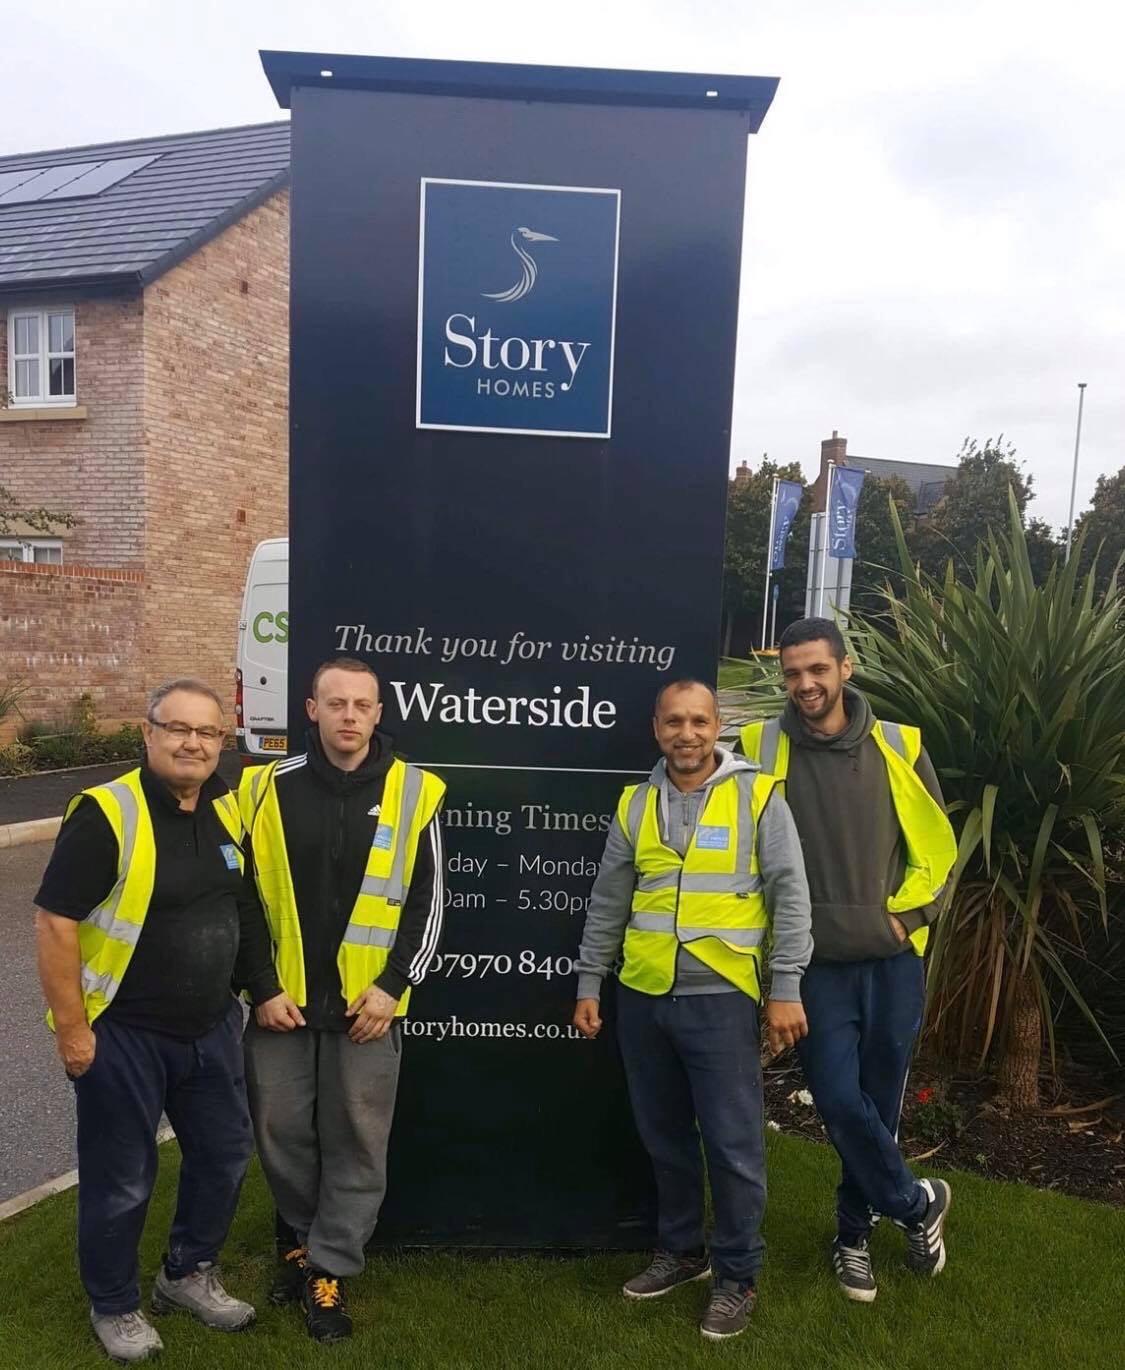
[417,179,620,439]
[695,826,730,851]
[372,824,395,852]
[219,843,241,870]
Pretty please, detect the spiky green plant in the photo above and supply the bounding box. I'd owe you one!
[848,492,1125,1108]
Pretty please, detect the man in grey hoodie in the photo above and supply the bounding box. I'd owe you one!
[739,618,957,1305]
[573,679,812,1343]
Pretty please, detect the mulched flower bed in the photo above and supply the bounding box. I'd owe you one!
[763,1052,1125,1207]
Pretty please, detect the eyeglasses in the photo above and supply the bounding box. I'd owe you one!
[149,720,227,742]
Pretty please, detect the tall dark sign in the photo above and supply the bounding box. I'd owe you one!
[263,51,778,1249]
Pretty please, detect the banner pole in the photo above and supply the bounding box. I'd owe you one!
[760,475,778,651]
[770,581,779,647]
[817,461,835,617]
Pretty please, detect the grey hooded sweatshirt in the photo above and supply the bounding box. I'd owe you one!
[576,746,812,1003]
[776,685,947,963]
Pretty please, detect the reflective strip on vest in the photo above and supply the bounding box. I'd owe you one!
[78,779,143,1001]
[341,924,397,949]
[879,720,909,762]
[758,718,783,774]
[347,763,423,921]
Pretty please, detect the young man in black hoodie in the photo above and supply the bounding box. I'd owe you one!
[739,619,957,1304]
[238,658,446,1342]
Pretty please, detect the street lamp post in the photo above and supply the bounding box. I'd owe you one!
[1064,382,1088,564]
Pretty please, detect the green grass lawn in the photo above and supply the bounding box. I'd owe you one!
[2,1131,1123,1369]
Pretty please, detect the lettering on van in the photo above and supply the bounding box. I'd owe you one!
[253,610,289,644]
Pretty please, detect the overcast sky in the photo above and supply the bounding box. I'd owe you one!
[6,0,1120,528]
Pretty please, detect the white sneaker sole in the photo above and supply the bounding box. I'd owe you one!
[700,1321,749,1342]
[622,1265,712,1300]
[839,1282,878,1303]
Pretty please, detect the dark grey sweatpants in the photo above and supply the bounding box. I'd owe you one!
[243,1019,402,1276]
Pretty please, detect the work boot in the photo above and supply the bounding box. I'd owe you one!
[268,1241,308,1306]
[832,1236,877,1303]
[699,1279,756,1341]
[151,1261,256,1330]
[89,1307,164,1363]
[622,1249,711,1299]
[302,1267,353,1343]
[899,1177,952,1275]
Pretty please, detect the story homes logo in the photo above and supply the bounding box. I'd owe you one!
[416,179,621,439]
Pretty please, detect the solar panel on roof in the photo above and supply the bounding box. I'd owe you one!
[0,162,100,204]
[0,155,158,205]
[0,168,46,198]
[42,154,158,200]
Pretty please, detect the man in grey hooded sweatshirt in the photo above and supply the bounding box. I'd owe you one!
[573,679,812,1343]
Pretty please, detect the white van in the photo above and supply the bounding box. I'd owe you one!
[236,538,289,759]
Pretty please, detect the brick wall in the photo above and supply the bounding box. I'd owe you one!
[0,561,146,734]
[0,294,146,565]
[142,190,289,712]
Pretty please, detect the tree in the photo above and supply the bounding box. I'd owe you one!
[850,473,915,617]
[911,437,1034,580]
[1073,466,1125,599]
[722,460,805,654]
[851,496,1125,1110]
[1024,517,1061,587]
[0,482,77,538]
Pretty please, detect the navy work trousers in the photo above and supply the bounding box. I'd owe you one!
[617,985,766,1286]
[797,951,927,1243]
[71,999,254,1314]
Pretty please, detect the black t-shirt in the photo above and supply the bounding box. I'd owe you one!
[34,764,258,1040]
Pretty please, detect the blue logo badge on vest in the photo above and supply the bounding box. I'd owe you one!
[372,824,395,852]
[417,178,621,439]
[219,843,241,870]
[695,826,731,851]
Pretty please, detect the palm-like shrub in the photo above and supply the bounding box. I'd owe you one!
[849,494,1125,1108]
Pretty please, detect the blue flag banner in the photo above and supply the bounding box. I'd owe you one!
[829,467,865,559]
[770,480,804,571]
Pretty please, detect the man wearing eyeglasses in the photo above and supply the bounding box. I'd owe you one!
[35,679,261,1364]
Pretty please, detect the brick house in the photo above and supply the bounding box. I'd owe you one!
[0,122,290,731]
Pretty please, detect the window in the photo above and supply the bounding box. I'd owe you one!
[0,539,63,565]
[7,307,76,406]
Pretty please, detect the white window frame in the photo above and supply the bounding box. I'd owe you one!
[6,305,76,407]
[0,538,64,565]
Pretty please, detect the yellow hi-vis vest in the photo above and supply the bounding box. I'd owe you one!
[239,757,446,1016]
[617,769,778,1000]
[48,768,244,1030]
[739,717,956,956]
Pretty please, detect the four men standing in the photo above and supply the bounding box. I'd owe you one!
[31,623,954,1357]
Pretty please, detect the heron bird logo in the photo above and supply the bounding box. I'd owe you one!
[482,226,559,303]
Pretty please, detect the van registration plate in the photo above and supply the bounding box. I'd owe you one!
[261,736,287,752]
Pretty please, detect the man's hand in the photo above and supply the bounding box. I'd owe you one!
[765,999,808,1056]
[889,915,909,943]
[255,992,306,1032]
[573,998,603,1039]
[347,986,398,1043]
[57,1022,96,1077]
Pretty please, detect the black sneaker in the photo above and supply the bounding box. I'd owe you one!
[832,1237,877,1303]
[301,1269,353,1343]
[622,1250,711,1299]
[900,1178,952,1275]
[268,1242,308,1306]
[699,1279,755,1341]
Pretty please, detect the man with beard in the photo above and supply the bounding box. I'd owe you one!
[740,618,957,1304]
[574,679,812,1342]
[237,657,446,1343]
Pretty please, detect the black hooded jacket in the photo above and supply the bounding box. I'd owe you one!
[238,726,445,1030]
